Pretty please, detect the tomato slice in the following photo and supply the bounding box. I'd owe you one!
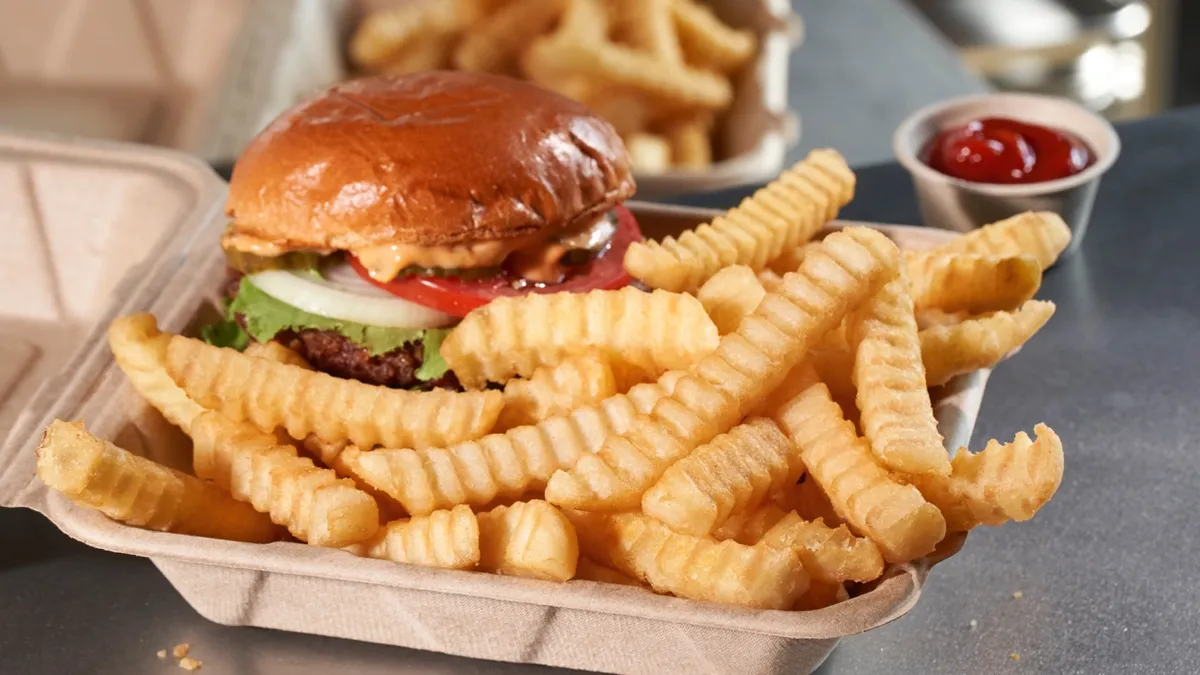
[351,205,643,317]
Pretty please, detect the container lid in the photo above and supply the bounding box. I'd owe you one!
[0,130,226,452]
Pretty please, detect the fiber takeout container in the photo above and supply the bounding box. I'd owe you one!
[0,132,988,675]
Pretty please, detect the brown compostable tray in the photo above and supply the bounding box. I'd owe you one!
[0,131,988,675]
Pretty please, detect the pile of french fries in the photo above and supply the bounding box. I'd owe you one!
[349,0,758,173]
[36,148,1067,612]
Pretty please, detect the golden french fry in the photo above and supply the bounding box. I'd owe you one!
[774,476,843,526]
[164,334,503,449]
[545,228,900,511]
[352,505,479,569]
[36,420,281,543]
[380,34,455,75]
[849,273,950,476]
[441,287,717,389]
[187,412,380,547]
[666,116,713,169]
[108,314,205,430]
[915,308,968,331]
[453,0,564,74]
[618,0,683,64]
[477,500,578,581]
[641,418,801,536]
[587,93,652,136]
[349,0,483,70]
[672,0,757,72]
[341,374,681,515]
[108,315,378,546]
[568,511,808,609]
[522,38,732,111]
[769,366,946,563]
[911,211,1071,270]
[908,425,1064,532]
[908,254,1042,314]
[756,267,785,291]
[760,511,884,583]
[711,502,788,544]
[921,300,1056,387]
[496,353,618,431]
[626,133,673,174]
[696,264,766,334]
[793,581,849,611]
[557,0,609,43]
[623,149,855,293]
[767,242,821,276]
[575,556,643,586]
[242,340,310,368]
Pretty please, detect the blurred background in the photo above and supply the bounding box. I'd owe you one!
[0,0,1189,185]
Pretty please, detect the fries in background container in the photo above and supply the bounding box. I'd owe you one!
[343,0,796,196]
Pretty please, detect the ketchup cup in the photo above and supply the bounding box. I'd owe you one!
[894,93,1120,260]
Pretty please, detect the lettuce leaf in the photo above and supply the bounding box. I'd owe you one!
[228,278,451,380]
[200,315,249,351]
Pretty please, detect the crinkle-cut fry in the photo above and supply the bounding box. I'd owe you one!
[774,476,843,526]
[568,511,808,609]
[306,439,406,522]
[768,242,821,276]
[380,34,455,75]
[187,413,379,547]
[849,273,950,477]
[164,335,503,449]
[672,0,757,72]
[711,502,789,545]
[351,505,479,569]
[618,0,683,63]
[441,287,717,389]
[696,265,767,334]
[108,314,205,430]
[243,341,311,368]
[349,0,482,69]
[453,0,564,74]
[916,308,968,331]
[908,425,1064,532]
[575,556,643,587]
[769,368,946,563]
[667,116,712,169]
[477,500,578,581]
[626,133,672,174]
[495,353,618,431]
[36,420,281,543]
[624,149,855,293]
[756,268,785,292]
[794,581,849,611]
[908,254,1042,314]
[921,300,1056,387]
[342,374,681,515]
[642,418,802,536]
[912,211,1072,270]
[760,511,884,583]
[547,227,900,511]
[523,38,732,111]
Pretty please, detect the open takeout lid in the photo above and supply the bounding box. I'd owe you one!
[0,130,227,452]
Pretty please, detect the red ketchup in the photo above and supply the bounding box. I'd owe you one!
[924,117,1094,184]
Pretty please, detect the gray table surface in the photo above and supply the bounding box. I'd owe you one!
[786,0,988,165]
[6,8,1200,675]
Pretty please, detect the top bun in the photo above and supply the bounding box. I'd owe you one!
[224,72,635,254]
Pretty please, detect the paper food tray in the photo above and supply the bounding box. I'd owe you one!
[0,132,989,675]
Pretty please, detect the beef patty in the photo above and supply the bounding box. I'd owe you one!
[226,268,460,390]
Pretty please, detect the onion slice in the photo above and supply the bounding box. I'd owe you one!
[249,262,458,329]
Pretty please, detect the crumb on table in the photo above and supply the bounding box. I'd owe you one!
[179,656,203,671]
[1012,591,1024,600]
[156,649,168,659]
[173,643,190,659]
[1010,652,1021,661]
[968,619,978,630]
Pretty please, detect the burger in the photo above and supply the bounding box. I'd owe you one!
[207,71,639,390]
